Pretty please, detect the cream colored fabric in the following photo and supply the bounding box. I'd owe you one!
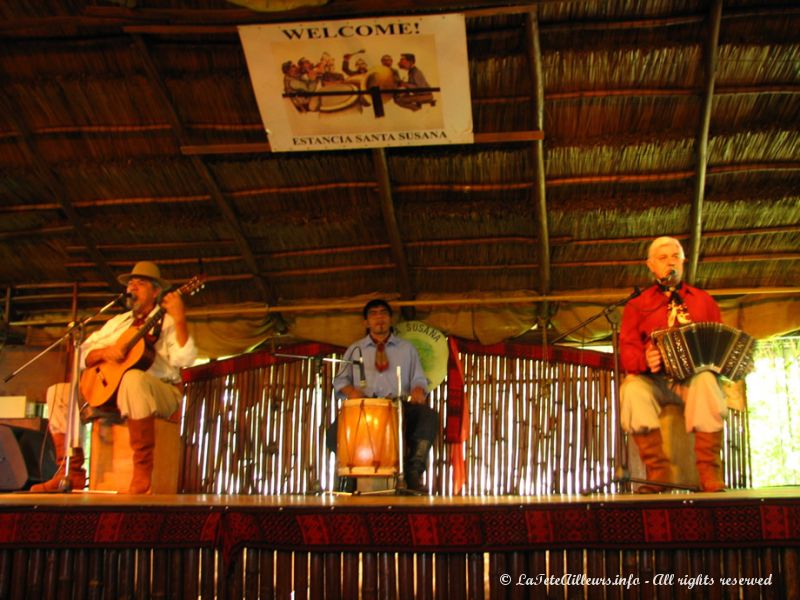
[188,303,280,358]
[414,292,538,345]
[20,293,800,364]
[620,372,727,434]
[285,293,401,348]
[45,383,82,440]
[116,370,181,420]
[188,293,799,353]
[283,292,538,347]
[720,295,800,340]
[289,310,368,348]
[550,302,620,344]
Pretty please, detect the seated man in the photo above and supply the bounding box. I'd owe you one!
[394,53,435,111]
[327,299,438,493]
[620,237,727,493]
[31,261,197,494]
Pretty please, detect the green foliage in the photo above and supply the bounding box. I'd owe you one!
[746,338,800,487]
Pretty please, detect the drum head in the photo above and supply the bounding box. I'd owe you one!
[394,321,448,389]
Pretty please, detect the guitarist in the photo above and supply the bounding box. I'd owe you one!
[31,262,197,494]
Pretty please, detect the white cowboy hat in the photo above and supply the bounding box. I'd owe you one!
[117,261,171,290]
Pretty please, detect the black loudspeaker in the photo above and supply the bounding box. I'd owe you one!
[0,425,57,491]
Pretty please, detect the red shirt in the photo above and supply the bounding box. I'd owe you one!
[620,283,721,374]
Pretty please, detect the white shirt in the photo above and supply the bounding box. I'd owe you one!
[80,309,197,383]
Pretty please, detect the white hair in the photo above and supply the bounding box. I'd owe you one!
[647,236,685,259]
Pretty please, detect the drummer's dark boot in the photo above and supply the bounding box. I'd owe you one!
[405,439,433,494]
[29,433,86,493]
[337,476,357,493]
[632,429,672,493]
[694,431,725,492]
[127,416,155,494]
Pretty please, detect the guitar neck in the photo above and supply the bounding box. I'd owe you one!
[123,306,166,354]
[119,278,202,355]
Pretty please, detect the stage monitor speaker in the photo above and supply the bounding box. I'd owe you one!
[0,425,56,491]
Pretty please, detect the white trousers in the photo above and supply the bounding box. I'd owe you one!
[620,371,726,434]
[46,371,181,440]
[115,370,181,420]
[45,382,82,441]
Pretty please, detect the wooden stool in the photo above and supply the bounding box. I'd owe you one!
[89,414,182,494]
[629,404,700,490]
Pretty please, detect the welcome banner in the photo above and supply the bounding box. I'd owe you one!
[239,14,473,151]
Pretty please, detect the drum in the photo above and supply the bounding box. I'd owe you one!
[337,398,399,477]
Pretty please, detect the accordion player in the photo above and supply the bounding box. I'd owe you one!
[619,236,740,493]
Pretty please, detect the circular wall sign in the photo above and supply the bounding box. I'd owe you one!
[394,321,449,389]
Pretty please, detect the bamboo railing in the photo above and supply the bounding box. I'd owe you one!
[180,340,750,495]
[2,545,794,599]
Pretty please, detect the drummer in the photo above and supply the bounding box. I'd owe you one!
[620,236,727,493]
[327,299,438,493]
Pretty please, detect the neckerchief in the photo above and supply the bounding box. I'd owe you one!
[370,334,390,372]
[657,281,692,328]
[132,311,163,346]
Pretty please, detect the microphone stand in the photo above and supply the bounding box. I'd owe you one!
[3,292,127,492]
[273,352,362,494]
[276,352,419,496]
[550,289,697,494]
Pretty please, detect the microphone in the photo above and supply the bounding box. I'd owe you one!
[658,269,677,285]
[353,347,366,388]
[115,291,133,307]
[357,356,366,388]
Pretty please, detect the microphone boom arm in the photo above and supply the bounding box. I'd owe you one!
[3,291,127,384]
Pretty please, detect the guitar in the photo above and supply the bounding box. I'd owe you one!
[79,275,206,408]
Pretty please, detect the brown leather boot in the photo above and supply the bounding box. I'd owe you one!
[694,431,725,492]
[632,429,672,493]
[29,432,86,493]
[127,416,155,494]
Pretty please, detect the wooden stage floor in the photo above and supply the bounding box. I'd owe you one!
[3,484,800,508]
[1,487,798,599]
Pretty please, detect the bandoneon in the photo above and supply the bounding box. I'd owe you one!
[651,322,754,382]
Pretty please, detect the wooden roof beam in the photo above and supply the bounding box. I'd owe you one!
[77,4,800,32]
[687,0,722,284]
[56,223,800,261]
[372,148,414,301]
[2,160,798,217]
[9,246,798,298]
[526,10,550,299]
[4,4,797,39]
[0,89,118,288]
[130,34,277,305]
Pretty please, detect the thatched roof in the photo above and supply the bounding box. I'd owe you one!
[1,0,799,342]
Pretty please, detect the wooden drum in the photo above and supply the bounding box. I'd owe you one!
[336,398,399,477]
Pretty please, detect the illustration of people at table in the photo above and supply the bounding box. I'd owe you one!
[281,50,437,114]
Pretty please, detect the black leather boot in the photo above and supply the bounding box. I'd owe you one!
[337,476,357,493]
[404,439,433,493]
